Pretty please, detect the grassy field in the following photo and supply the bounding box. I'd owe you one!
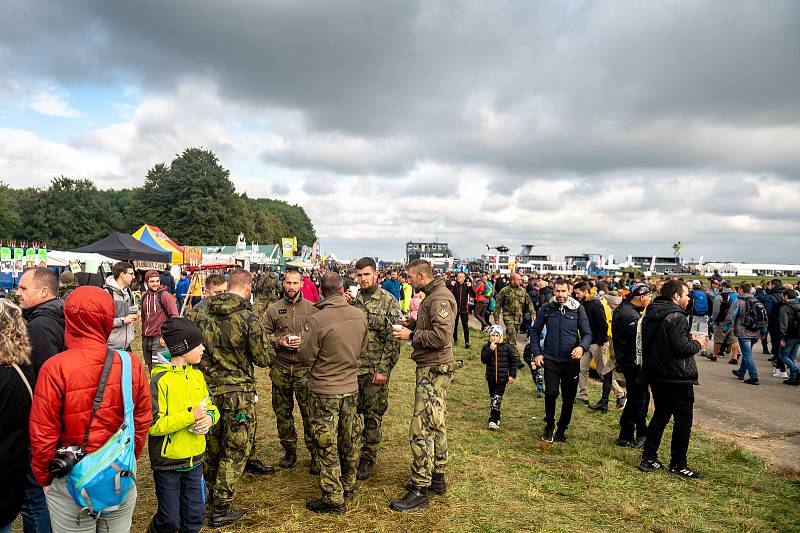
[124,328,800,533]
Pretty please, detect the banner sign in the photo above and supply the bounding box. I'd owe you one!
[133,260,168,272]
[184,246,203,267]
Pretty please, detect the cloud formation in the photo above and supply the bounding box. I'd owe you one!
[1,1,799,261]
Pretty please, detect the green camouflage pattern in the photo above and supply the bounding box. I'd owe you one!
[58,281,77,302]
[356,373,389,464]
[409,365,453,486]
[493,285,533,331]
[193,293,273,395]
[253,274,282,317]
[271,364,314,456]
[353,287,401,375]
[205,390,256,509]
[309,393,363,505]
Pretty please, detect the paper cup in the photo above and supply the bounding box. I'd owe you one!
[392,324,403,332]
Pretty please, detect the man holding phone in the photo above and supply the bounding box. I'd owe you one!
[104,262,138,351]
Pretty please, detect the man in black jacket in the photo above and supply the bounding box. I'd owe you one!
[638,280,704,479]
[450,271,475,348]
[16,267,65,375]
[612,284,652,447]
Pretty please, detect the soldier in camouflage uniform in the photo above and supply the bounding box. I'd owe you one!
[192,270,274,528]
[58,270,78,302]
[347,257,401,480]
[298,272,368,514]
[262,269,319,471]
[252,269,282,317]
[493,272,534,348]
[390,260,457,513]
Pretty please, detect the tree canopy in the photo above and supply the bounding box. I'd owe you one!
[0,148,317,249]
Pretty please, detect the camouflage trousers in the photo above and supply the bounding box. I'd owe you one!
[271,365,314,457]
[205,391,256,509]
[409,365,453,487]
[309,392,363,505]
[503,319,523,352]
[357,373,390,464]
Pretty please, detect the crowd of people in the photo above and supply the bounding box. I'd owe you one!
[1,260,799,531]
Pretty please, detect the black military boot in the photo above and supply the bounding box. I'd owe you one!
[208,505,247,528]
[244,459,275,475]
[430,472,447,495]
[279,451,297,469]
[389,486,429,512]
[306,499,346,514]
[589,398,609,413]
[356,458,374,480]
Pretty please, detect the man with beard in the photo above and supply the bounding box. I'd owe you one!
[529,279,592,443]
[263,269,319,472]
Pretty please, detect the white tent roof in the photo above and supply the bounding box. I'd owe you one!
[47,250,115,268]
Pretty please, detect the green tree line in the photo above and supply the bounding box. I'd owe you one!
[0,148,317,249]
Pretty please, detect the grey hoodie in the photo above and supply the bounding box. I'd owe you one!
[723,292,761,340]
[103,275,135,349]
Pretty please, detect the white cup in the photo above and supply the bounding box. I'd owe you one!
[288,335,300,343]
[349,286,359,298]
[392,324,403,332]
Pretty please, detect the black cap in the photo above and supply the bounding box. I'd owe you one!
[629,283,652,298]
[161,317,204,358]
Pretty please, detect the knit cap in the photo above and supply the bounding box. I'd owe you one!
[161,317,204,358]
[488,324,505,339]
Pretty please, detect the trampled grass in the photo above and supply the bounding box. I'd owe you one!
[122,328,800,532]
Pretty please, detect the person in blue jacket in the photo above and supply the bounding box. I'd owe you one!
[528,279,592,443]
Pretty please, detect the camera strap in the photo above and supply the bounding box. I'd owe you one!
[82,348,116,450]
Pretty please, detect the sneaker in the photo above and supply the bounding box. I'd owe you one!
[553,429,567,443]
[615,397,627,409]
[668,465,703,479]
[488,421,499,431]
[728,358,738,365]
[783,378,799,386]
[772,369,788,379]
[542,426,555,442]
[638,457,663,472]
[744,378,760,385]
[731,369,743,380]
[615,438,636,448]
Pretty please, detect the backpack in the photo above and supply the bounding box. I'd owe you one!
[66,349,136,520]
[788,307,800,339]
[484,281,494,299]
[742,299,768,331]
[692,289,709,315]
[716,292,733,324]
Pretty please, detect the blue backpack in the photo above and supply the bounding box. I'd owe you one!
[692,289,709,315]
[66,349,136,520]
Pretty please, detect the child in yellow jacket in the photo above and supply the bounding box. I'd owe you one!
[148,317,219,533]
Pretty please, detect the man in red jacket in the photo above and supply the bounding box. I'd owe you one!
[141,269,179,371]
[29,286,152,531]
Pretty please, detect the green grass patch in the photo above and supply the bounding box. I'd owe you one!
[118,328,800,532]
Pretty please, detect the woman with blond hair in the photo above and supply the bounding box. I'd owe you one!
[0,299,35,533]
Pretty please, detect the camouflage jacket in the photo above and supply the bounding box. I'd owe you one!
[353,286,401,376]
[192,293,273,394]
[252,274,283,317]
[493,285,533,324]
[58,282,77,302]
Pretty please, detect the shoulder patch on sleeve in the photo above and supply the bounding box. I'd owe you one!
[438,308,450,319]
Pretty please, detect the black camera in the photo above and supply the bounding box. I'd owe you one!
[49,445,85,478]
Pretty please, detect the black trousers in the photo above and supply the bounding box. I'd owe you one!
[453,311,470,345]
[643,381,694,469]
[769,326,785,371]
[543,360,580,430]
[487,380,507,423]
[618,365,650,442]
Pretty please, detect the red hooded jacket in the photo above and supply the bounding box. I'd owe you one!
[29,286,152,486]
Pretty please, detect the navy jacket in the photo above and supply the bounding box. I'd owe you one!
[529,297,592,362]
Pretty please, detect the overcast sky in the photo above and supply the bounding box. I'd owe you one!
[1,1,799,262]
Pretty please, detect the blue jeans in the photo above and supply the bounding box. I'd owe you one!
[0,522,13,533]
[780,338,800,380]
[736,338,759,380]
[22,451,51,533]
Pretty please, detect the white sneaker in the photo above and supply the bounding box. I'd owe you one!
[773,370,788,379]
[488,421,499,431]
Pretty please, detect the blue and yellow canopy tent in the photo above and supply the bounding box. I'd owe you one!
[131,224,184,265]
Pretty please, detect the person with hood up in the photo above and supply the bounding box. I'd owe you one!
[778,288,800,386]
[638,280,704,479]
[480,325,519,431]
[301,271,320,303]
[103,262,138,351]
[148,317,219,533]
[29,286,152,530]
[529,279,592,443]
[141,269,179,372]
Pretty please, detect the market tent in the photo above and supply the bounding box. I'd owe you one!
[47,250,115,268]
[132,224,184,265]
[72,232,170,263]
